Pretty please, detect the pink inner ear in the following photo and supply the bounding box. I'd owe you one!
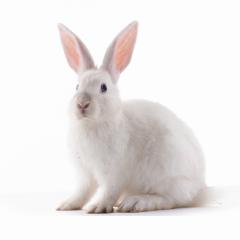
[61,31,81,71]
[114,25,137,72]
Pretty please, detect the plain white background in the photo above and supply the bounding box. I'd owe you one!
[0,0,240,239]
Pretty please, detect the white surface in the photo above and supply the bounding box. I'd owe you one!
[0,187,240,239]
[1,186,240,216]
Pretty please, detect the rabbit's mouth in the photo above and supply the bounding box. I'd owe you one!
[80,109,87,115]
[71,99,98,121]
[76,107,94,120]
[78,109,89,118]
[75,102,90,118]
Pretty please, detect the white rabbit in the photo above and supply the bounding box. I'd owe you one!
[57,21,205,213]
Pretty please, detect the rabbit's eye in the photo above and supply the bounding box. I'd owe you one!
[100,83,107,93]
[76,84,79,91]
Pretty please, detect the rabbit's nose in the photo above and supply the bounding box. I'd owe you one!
[77,101,91,110]
[76,93,91,110]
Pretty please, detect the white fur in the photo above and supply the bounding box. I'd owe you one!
[57,22,205,213]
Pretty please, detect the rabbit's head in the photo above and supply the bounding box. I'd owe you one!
[58,22,138,121]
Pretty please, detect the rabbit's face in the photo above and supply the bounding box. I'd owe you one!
[59,22,138,121]
[70,69,121,121]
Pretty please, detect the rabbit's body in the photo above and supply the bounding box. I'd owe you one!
[57,22,205,213]
[67,96,205,212]
[122,99,205,196]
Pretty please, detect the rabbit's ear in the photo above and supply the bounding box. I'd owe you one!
[102,21,138,82]
[58,24,95,73]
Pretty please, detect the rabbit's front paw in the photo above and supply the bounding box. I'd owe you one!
[83,200,114,213]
